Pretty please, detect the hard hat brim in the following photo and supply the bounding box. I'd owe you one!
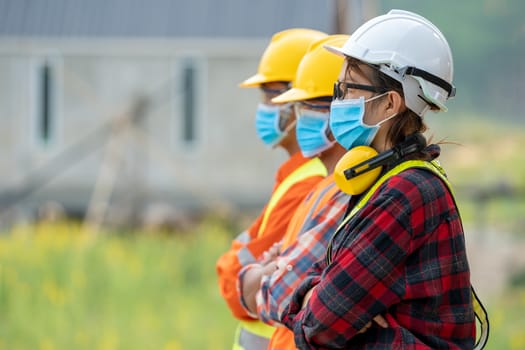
[323,44,347,58]
[239,73,268,88]
[272,88,312,103]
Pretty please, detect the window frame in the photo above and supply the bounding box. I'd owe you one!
[171,55,206,151]
[30,54,63,150]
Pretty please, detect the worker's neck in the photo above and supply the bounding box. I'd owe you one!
[319,145,346,174]
[280,140,301,157]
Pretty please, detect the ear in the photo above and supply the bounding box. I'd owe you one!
[385,90,405,115]
[340,60,350,81]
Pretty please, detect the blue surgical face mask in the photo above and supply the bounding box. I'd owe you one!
[295,107,334,157]
[329,93,395,150]
[255,103,292,146]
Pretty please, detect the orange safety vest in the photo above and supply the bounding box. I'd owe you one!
[268,175,341,350]
[233,157,327,350]
[281,175,339,248]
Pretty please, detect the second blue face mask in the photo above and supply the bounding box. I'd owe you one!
[296,109,334,157]
[255,103,291,146]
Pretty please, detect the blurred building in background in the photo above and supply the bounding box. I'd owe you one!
[0,0,381,227]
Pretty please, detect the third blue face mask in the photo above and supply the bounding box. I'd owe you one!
[329,94,392,150]
[255,103,291,146]
[296,109,334,157]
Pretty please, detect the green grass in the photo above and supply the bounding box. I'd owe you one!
[0,217,524,349]
[0,219,237,350]
[484,289,525,350]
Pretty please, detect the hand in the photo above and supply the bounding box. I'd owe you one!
[241,263,277,314]
[260,261,278,276]
[241,265,265,314]
[260,242,282,265]
[301,287,315,308]
[357,315,389,334]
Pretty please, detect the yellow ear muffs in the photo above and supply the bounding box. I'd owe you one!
[334,146,382,195]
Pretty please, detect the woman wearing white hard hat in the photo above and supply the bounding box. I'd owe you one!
[280,10,488,349]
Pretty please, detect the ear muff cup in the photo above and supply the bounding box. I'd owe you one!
[334,146,383,195]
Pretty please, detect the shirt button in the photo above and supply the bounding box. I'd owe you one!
[286,264,293,271]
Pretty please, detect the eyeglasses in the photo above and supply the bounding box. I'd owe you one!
[333,81,389,100]
[260,85,291,99]
[298,97,333,110]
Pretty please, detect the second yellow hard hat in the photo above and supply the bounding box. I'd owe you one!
[272,34,349,103]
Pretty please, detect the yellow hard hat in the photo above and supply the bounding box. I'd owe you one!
[334,146,383,195]
[272,35,348,103]
[239,28,327,88]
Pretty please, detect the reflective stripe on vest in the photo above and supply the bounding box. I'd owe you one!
[326,159,489,350]
[233,320,274,350]
[235,231,251,244]
[282,179,338,249]
[237,245,256,267]
[257,157,327,238]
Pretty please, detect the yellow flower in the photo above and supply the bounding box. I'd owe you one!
[39,338,55,350]
[163,340,181,350]
[510,332,525,350]
[97,332,119,350]
[75,330,90,347]
[42,280,67,306]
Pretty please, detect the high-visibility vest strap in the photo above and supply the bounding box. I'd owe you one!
[328,159,489,350]
[347,160,448,224]
[282,179,338,249]
[258,157,327,237]
[472,287,489,350]
[233,320,275,350]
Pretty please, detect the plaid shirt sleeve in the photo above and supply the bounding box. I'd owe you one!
[253,190,350,326]
[283,169,475,349]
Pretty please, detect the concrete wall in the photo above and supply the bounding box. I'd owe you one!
[0,38,287,222]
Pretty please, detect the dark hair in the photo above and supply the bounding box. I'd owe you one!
[345,58,427,149]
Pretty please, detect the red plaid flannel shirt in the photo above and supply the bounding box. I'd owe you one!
[282,164,475,349]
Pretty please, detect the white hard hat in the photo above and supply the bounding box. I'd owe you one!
[325,9,455,116]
